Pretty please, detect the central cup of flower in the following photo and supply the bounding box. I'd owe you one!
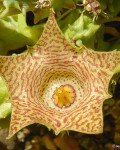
[53,84,76,108]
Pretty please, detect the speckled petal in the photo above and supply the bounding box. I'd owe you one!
[0,10,120,139]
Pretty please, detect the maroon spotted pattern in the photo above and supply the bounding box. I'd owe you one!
[0,10,120,138]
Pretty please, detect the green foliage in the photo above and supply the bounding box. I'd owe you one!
[64,12,100,48]
[98,0,120,17]
[0,13,43,55]
[0,76,11,119]
[0,0,119,54]
[58,9,80,33]
[0,77,9,104]
[0,0,36,18]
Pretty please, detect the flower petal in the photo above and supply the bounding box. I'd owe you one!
[0,10,120,139]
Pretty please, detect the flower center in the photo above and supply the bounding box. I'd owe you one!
[53,85,76,108]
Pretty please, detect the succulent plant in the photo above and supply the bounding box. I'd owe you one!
[0,0,120,140]
[0,10,120,138]
[0,76,11,119]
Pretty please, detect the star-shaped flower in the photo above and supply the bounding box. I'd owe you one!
[0,10,120,139]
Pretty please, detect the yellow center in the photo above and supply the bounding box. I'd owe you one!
[53,85,75,108]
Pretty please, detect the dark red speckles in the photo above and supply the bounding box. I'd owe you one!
[57,122,61,127]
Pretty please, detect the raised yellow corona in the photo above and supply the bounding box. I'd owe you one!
[53,85,76,108]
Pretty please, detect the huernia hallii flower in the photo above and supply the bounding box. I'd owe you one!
[0,9,120,139]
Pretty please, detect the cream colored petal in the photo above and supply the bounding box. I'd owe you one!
[0,9,120,139]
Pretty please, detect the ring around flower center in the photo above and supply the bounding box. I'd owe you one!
[53,84,76,108]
